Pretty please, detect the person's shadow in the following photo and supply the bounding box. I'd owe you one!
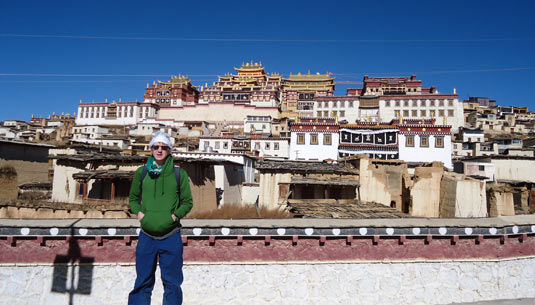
[51,221,95,305]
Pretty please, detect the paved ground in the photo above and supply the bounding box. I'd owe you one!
[450,298,535,305]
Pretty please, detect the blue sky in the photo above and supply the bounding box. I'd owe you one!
[1,0,534,121]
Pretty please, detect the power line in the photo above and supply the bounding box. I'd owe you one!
[1,67,534,80]
[334,67,535,77]
[0,73,218,77]
[1,33,534,43]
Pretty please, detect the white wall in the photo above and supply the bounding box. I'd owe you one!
[51,163,84,203]
[251,139,289,158]
[491,159,535,183]
[159,103,279,123]
[290,132,339,161]
[398,134,452,169]
[379,97,464,132]
[199,138,233,154]
[3,257,535,305]
[313,99,360,122]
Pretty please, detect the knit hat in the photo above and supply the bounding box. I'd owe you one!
[149,131,173,148]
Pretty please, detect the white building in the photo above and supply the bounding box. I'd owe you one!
[199,137,234,154]
[251,137,290,158]
[312,97,360,123]
[72,125,109,142]
[289,118,339,161]
[76,101,159,126]
[378,96,463,133]
[338,122,399,160]
[398,122,452,169]
[347,76,464,132]
[459,127,485,143]
[129,122,176,137]
[3,120,29,130]
[0,127,16,139]
[244,115,272,136]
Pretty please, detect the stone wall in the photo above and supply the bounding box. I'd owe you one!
[492,158,535,183]
[2,257,535,305]
[440,173,487,217]
[0,165,18,202]
[0,159,49,185]
[410,166,443,217]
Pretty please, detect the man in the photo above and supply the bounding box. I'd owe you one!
[128,131,193,305]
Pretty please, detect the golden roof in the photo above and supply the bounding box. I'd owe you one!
[159,75,191,86]
[285,71,335,81]
[235,61,265,72]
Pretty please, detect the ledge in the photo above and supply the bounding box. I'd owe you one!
[1,216,535,263]
[0,216,534,237]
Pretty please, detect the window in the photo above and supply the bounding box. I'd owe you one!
[439,100,444,107]
[349,101,354,107]
[403,110,409,117]
[265,142,270,150]
[430,100,435,107]
[317,111,322,117]
[215,141,220,149]
[435,136,444,148]
[311,134,318,145]
[223,142,228,149]
[324,134,332,145]
[331,111,337,117]
[453,144,458,149]
[430,110,436,117]
[340,110,345,117]
[385,101,391,107]
[420,110,426,117]
[448,110,454,117]
[395,110,401,117]
[421,136,429,147]
[297,133,305,144]
[204,141,209,148]
[412,110,417,117]
[448,100,453,107]
[395,100,400,107]
[412,100,417,107]
[479,165,485,171]
[323,111,329,117]
[406,136,414,147]
[439,110,445,117]
[274,142,279,150]
[255,142,260,150]
[404,100,409,107]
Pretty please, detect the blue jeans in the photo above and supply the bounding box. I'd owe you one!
[128,231,184,305]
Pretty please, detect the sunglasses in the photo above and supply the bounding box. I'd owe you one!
[151,145,170,151]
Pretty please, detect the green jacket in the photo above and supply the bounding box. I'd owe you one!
[129,156,193,237]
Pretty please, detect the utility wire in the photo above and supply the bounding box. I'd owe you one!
[1,67,534,81]
[1,33,534,43]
